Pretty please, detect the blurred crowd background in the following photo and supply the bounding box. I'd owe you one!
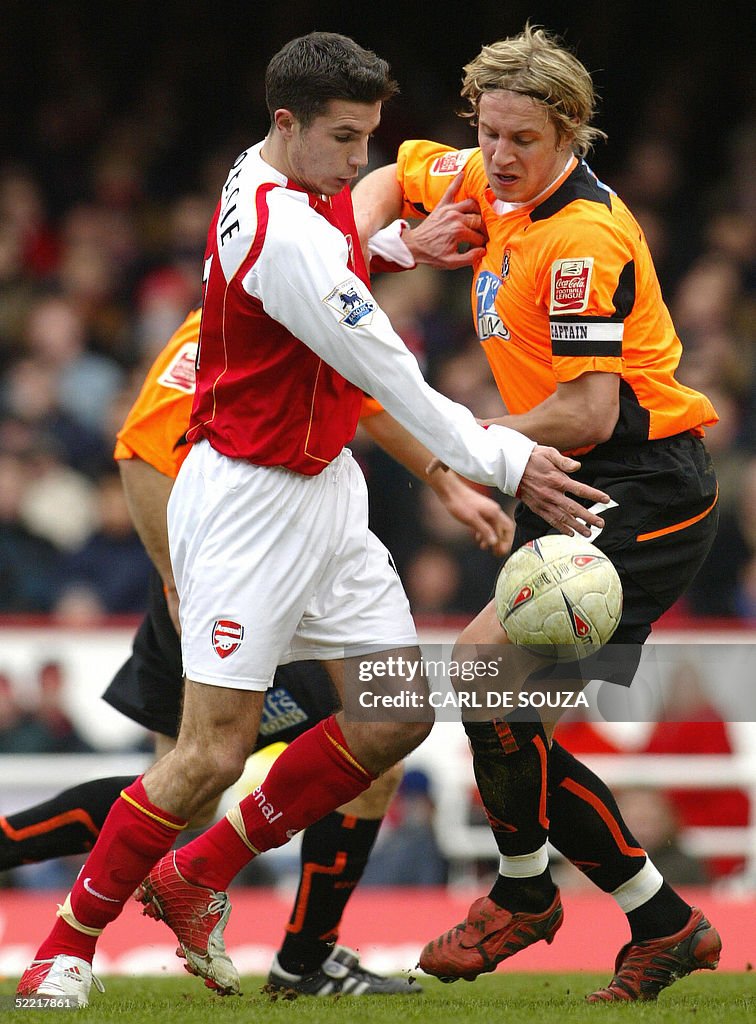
[0,1,754,893]
[1,0,754,622]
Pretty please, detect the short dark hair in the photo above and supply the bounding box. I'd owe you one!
[265,32,399,127]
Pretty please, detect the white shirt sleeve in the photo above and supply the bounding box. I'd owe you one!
[367,219,416,270]
[245,190,535,495]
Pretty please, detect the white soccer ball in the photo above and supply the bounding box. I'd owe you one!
[495,534,623,662]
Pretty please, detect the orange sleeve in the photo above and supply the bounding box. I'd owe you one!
[114,309,201,478]
[530,215,629,384]
[358,395,384,419]
[396,140,483,219]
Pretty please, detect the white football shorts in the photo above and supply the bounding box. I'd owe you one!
[168,441,417,690]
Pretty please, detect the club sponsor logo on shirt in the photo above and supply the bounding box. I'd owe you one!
[157,342,198,393]
[475,270,510,341]
[550,258,593,313]
[323,280,375,328]
[501,248,511,280]
[212,619,245,658]
[429,149,475,176]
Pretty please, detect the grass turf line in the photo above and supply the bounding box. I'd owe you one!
[1,973,753,1022]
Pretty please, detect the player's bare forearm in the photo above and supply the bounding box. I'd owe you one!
[118,456,177,593]
[358,168,487,271]
[361,410,512,553]
[483,372,620,451]
[352,164,403,245]
[361,409,447,480]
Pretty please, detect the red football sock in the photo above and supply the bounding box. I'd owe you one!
[176,716,374,890]
[36,777,187,961]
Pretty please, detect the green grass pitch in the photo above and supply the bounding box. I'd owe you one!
[2,972,754,1023]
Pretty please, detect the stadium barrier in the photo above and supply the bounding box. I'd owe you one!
[0,621,754,880]
[0,620,754,977]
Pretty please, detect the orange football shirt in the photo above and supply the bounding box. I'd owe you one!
[396,141,717,450]
[114,309,383,478]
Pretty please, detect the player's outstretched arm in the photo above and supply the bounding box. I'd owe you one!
[352,163,403,251]
[357,169,486,270]
[427,445,608,538]
[362,409,513,555]
[435,473,514,555]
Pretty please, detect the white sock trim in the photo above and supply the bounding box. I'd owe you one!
[611,858,664,913]
[498,845,549,878]
[226,805,261,855]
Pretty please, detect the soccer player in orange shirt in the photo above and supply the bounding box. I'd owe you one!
[353,24,721,1002]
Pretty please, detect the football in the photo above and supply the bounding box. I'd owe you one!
[495,534,623,661]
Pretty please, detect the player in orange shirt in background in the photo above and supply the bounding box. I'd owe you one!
[2,305,512,995]
[354,24,721,1002]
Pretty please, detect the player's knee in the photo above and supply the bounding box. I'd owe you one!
[179,738,248,795]
[339,761,404,818]
[208,745,249,790]
[188,795,223,830]
[347,719,430,775]
[451,602,502,656]
[380,759,405,791]
[392,718,433,756]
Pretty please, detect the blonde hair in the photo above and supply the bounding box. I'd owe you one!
[461,25,607,157]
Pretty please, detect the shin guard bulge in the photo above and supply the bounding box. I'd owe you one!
[176,716,374,890]
[36,777,186,961]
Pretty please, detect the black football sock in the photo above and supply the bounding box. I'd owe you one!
[547,741,690,940]
[465,717,556,914]
[0,775,136,869]
[277,811,382,975]
[625,882,694,942]
[547,740,645,889]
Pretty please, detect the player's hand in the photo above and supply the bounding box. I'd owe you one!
[517,446,609,537]
[436,476,515,556]
[403,171,487,269]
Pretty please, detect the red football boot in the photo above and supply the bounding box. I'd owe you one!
[586,907,721,1002]
[135,851,240,995]
[419,891,564,982]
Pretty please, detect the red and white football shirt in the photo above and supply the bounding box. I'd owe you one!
[188,142,534,493]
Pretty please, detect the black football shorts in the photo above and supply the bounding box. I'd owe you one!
[512,432,719,686]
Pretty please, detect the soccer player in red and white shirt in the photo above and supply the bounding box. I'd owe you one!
[2,306,511,997]
[18,32,608,1007]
